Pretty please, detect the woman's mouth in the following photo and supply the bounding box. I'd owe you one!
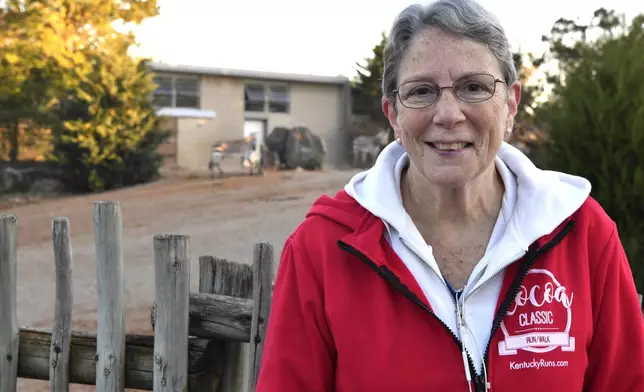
[426,142,473,151]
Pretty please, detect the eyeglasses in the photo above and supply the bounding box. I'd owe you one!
[393,73,505,109]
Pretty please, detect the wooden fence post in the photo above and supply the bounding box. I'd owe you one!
[94,202,126,392]
[248,242,274,392]
[153,235,190,392]
[50,217,74,392]
[0,214,19,392]
[199,256,253,392]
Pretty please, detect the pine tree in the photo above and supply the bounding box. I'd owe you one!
[1,0,167,192]
[536,9,644,290]
[351,32,390,139]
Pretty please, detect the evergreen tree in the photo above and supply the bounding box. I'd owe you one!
[1,0,167,192]
[535,9,644,290]
[351,32,391,139]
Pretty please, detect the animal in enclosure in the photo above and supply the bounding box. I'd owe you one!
[208,142,228,178]
[260,144,281,172]
[352,130,388,168]
[240,135,264,176]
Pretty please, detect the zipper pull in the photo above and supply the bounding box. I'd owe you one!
[456,301,467,340]
[456,303,463,327]
[457,302,474,392]
[462,348,473,391]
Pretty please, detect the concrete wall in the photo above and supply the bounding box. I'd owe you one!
[200,76,245,142]
[163,73,350,171]
[198,74,348,166]
[175,117,217,171]
[157,117,178,165]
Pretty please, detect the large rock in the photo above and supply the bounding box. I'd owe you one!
[1,167,23,193]
[29,178,64,194]
[266,126,326,170]
[0,164,63,194]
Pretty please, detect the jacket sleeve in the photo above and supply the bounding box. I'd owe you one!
[255,236,336,392]
[583,223,644,391]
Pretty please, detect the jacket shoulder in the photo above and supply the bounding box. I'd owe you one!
[291,195,362,244]
[570,195,617,237]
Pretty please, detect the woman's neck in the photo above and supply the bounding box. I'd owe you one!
[401,162,505,234]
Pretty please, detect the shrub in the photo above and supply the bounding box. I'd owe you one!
[50,57,169,193]
[536,13,644,291]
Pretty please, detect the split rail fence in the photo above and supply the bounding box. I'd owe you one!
[0,201,273,392]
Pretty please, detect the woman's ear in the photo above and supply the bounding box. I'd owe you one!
[382,96,400,137]
[506,81,521,122]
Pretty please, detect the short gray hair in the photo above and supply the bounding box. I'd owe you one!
[382,0,517,101]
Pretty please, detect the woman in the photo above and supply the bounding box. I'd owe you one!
[255,1,644,391]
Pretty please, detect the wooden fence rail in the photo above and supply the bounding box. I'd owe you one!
[0,201,273,392]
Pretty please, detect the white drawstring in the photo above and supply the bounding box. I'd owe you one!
[461,348,473,392]
[458,300,491,392]
[456,300,474,392]
[465,317,491,391]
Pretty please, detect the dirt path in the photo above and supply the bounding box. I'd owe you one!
[6,168,359,391]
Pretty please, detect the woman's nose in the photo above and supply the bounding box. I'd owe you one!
[432,89,466,129]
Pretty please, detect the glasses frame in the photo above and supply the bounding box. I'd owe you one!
[392,73,506,109]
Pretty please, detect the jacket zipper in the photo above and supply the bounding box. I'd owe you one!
[398,237,480,388]
[398,236,480,389]
[337,219,575,392]
[480,221,576,382]
[336,240,479,389]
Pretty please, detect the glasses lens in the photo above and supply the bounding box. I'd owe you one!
[398,81,439,108]
[454,74,496,102]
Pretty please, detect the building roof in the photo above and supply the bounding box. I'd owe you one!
[156,107,216,119]
[148,62,351,86]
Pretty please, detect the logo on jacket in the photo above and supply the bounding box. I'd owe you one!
[498,269,575,355]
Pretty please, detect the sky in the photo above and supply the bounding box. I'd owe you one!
[128,0,643,79]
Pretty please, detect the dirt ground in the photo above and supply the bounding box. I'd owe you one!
[4,167,360,391]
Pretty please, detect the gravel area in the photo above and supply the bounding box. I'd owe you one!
[4,167,359,391]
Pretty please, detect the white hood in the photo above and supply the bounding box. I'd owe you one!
[344,140,591,374]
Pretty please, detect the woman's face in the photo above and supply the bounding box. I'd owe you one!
[383,27,521,188]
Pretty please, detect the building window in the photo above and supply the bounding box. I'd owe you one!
[268,85,290,113]
[245,84,266,112]
[244,83,291,113]
[175,77,200,108]
[152,74,200,109]
[152,75,174,107]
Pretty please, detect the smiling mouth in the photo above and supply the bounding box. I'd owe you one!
[426,142,473,151]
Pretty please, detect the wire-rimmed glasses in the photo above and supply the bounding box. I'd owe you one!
[393,73,506,109]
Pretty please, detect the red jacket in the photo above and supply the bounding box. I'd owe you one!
[256,190,644,392]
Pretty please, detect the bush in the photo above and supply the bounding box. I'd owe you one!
[50,57,169,193]
[535,14,644,291]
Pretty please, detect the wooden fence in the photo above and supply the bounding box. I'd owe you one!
[0,201,273,392]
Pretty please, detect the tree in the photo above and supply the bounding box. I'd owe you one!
[1,0,167,193]
[52,54,167,192]
[512,52,545,127]
[0,0,86,161]
[351,32,391,139]
[505,51,548,159]
[535,9,644,290]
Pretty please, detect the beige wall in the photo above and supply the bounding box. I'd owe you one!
[267,83,342,138]
[200,75,345,141]
[200,76,245,142]
[171,74,348,170]
[157,117,178,164]
[176,117,217,170]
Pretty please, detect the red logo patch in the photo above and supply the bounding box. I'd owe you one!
[499,269,575,355]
